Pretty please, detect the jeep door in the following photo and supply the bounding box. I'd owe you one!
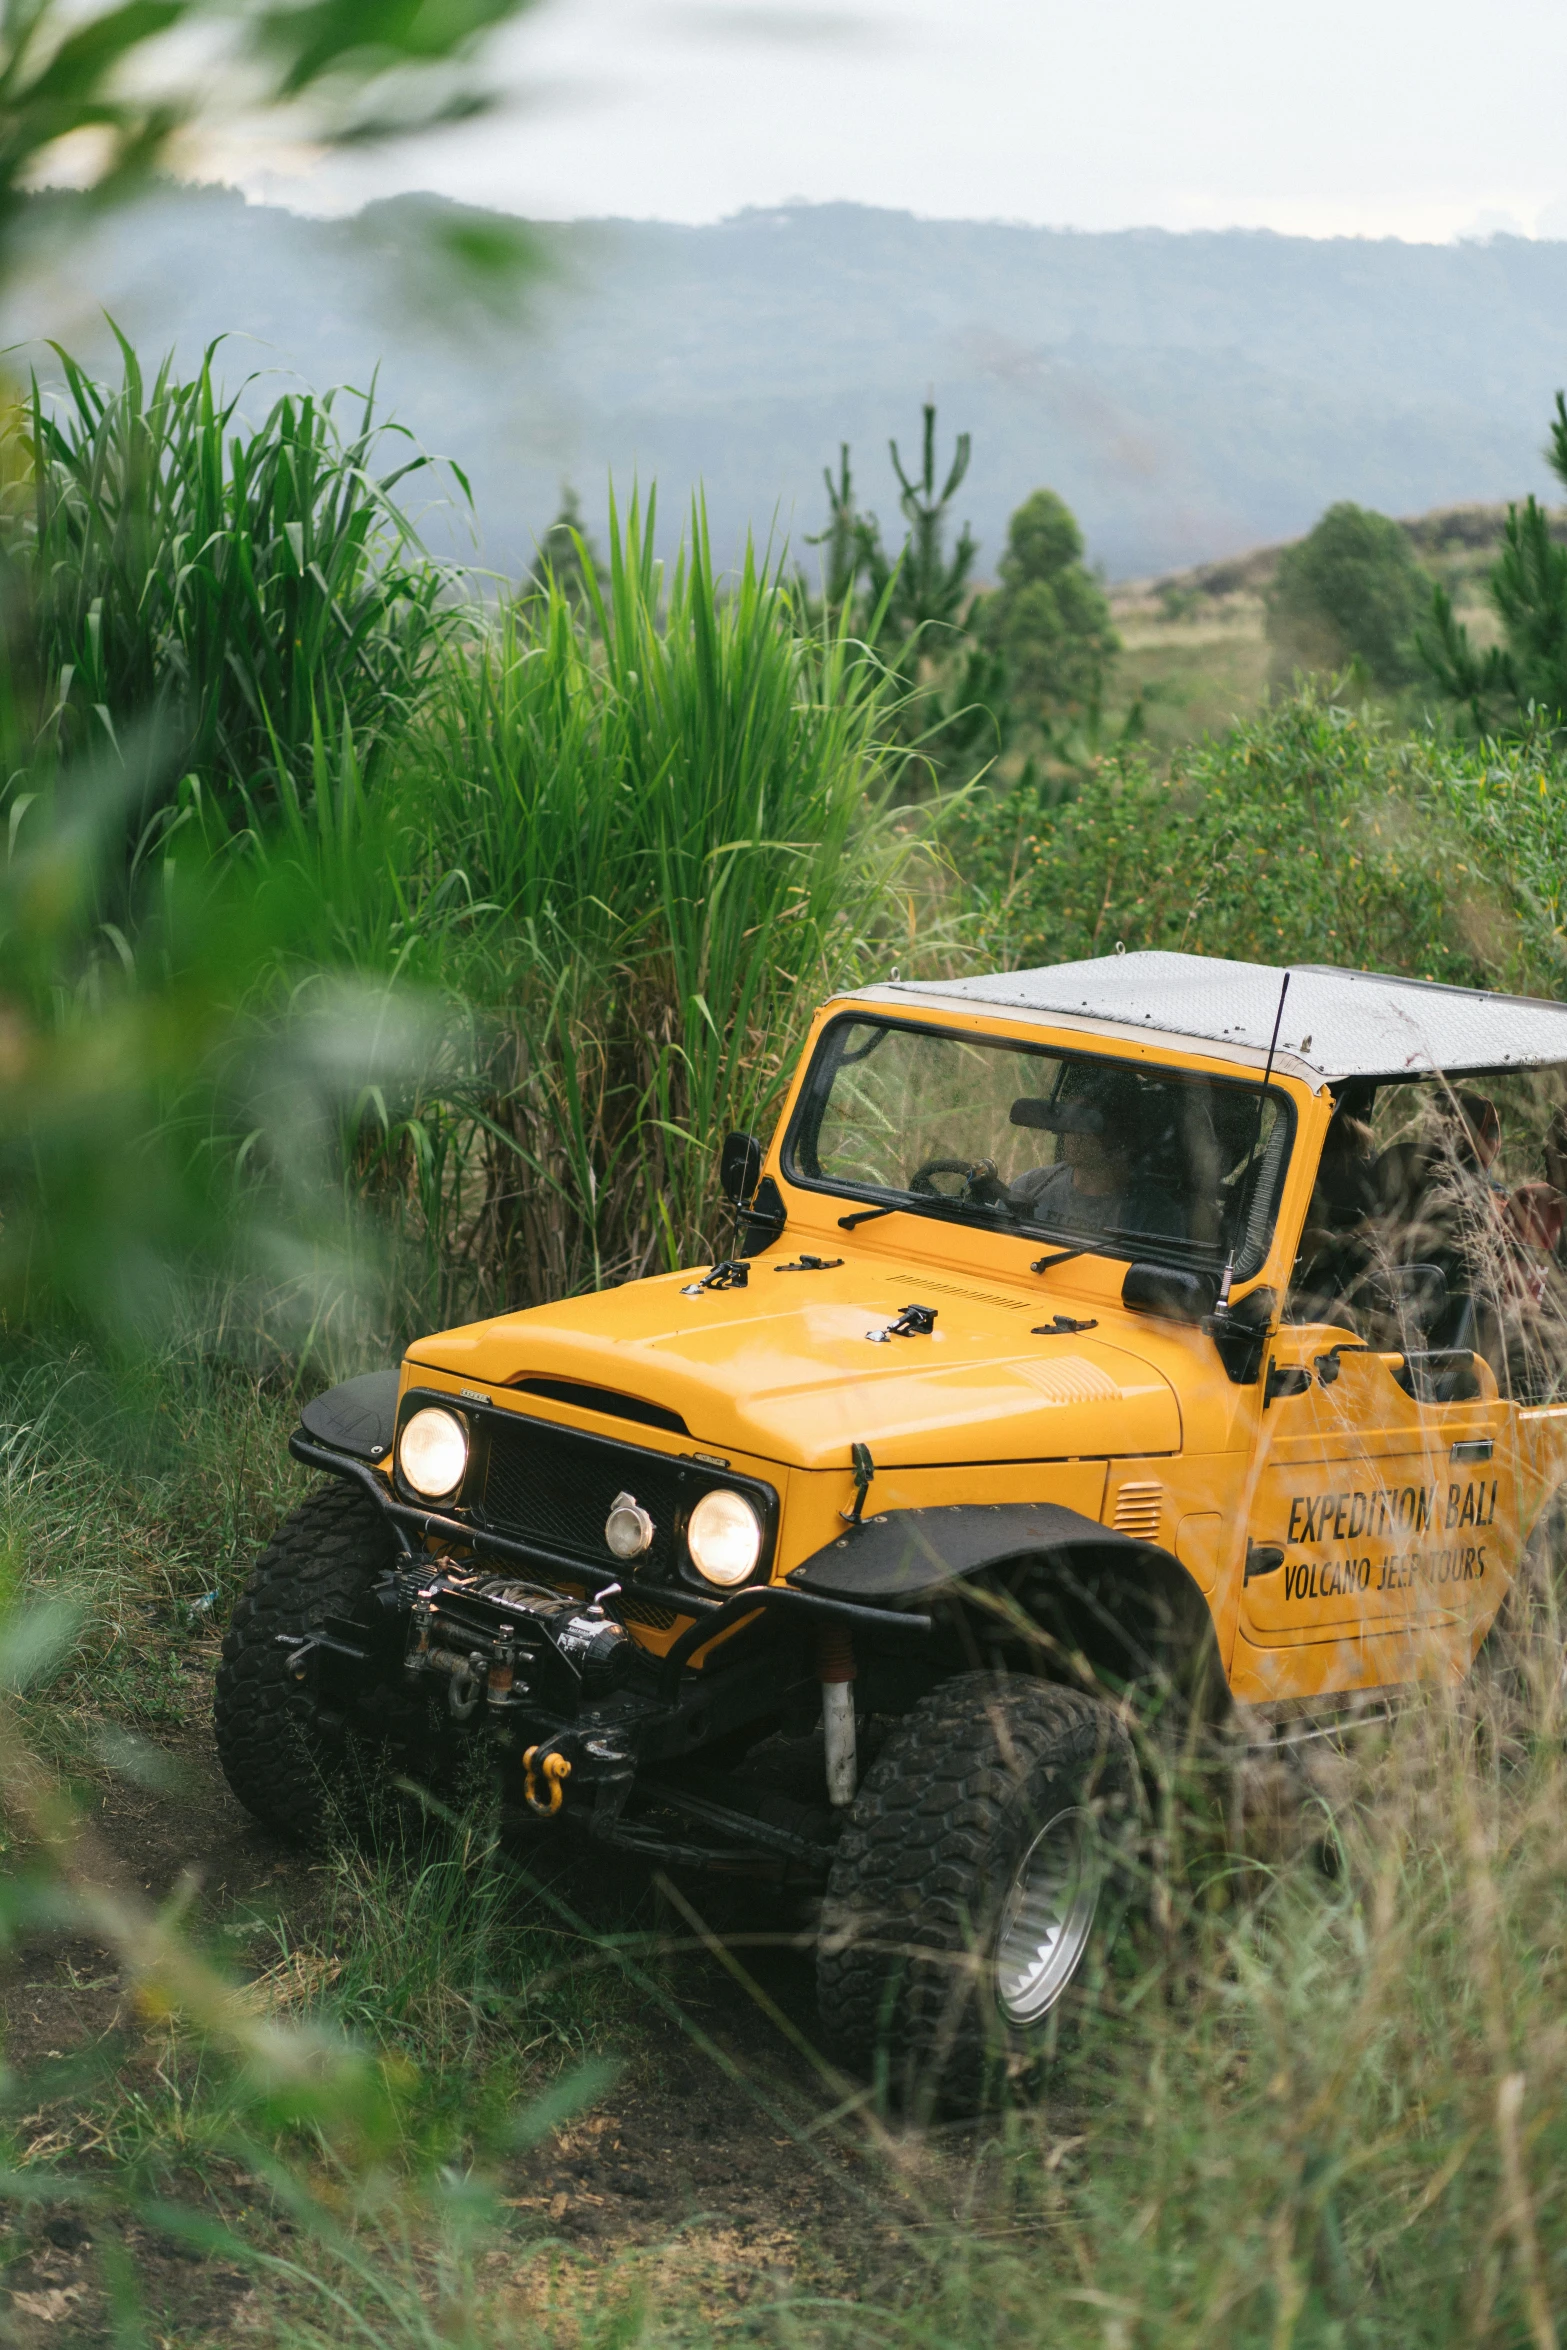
[1225,1065,1567,1699]
[1233,1337,1518,1696]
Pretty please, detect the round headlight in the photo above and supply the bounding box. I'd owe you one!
[398,1406,468,1499]
[686,1488,762,1587]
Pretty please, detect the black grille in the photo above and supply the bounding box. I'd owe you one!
[478,1412,689,1577]
[616,1592,679,1630]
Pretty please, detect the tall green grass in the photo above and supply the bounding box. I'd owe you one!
[4,338,1567,2346]
[386,494,915,1320]
[16,331,460,843]
[0,345,917,1359]
[5,1342,1567,2347]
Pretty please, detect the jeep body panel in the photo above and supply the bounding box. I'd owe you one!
[407,1269,1183,1469]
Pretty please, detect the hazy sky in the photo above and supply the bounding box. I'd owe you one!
[242,0,1567,241]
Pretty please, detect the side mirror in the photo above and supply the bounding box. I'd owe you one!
[1122,1262,1217,1323]
[721,1131,764,1206]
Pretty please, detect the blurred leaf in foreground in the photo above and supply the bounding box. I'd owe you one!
[0,0,546,299]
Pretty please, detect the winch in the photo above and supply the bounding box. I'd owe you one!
[402,1572,645,1719]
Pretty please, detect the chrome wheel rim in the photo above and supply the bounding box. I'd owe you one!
[993,1806,1100,2026]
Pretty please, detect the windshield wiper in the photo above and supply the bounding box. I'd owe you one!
[1030,1247,1088,1274]
[839,1193,1029,1236]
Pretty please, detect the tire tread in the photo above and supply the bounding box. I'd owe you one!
[214,1480,393,1839]
[816,1672,1133,2096]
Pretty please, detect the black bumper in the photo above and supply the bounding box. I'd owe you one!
[291,1429,931,1661]
[290,1426,931,1794]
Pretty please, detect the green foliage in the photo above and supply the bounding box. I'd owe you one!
[805,407,1010,792]
[0,0,543,292]
[1422,393,1567,733]
[0,379,915,1356]
[7,1345,1567,2344]
[5,320,1567,2339]
[16,333,458,836]
[1266,499,1431,693]
[407,492,913,1318]
[951,681,1567,992]
[0,1339,302,1731]
[858,403,978,649]
[977,485,1119,722]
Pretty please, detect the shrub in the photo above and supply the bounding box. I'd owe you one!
[1266,502,1431,693]
[951,683,1567,995]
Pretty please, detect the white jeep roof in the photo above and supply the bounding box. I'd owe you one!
[867,951,1567,1084]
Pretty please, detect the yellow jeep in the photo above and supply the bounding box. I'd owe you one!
[215,950,1567,2094]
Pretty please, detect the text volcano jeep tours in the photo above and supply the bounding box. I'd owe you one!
[216,950,1567,2096]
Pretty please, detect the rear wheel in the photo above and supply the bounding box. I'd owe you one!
[815,1672,1138,2109]
[215,1481,399,1840]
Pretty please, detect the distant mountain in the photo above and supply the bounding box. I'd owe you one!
[7,189,1567,583]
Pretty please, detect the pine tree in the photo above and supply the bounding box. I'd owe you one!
[1420,394,1567,732]
[804,444,863,617]
[521,485,606,615]
[860,403,978,649]
[977,487,1118,724]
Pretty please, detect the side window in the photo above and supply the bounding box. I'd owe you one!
[1288,1069,1567,1400]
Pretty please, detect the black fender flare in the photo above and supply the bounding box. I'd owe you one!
[789,1501,1223,1713]
[298,1368,399,1462]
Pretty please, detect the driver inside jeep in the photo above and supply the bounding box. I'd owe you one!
[1005,1066,1186,1240]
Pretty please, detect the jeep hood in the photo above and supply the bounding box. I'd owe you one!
[407,1264,1180,1470]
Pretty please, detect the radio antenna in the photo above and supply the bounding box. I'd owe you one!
[1217,969,1290,1311]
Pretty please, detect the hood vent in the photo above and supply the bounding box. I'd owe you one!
[1111,1481,1163,1539]
[1019,1355,1119,1405]
[510,1377,689,1437]
[892,1277,1031,1311]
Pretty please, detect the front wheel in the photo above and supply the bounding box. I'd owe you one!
[215,1481,399,1841]
[815,1673,1138,2109]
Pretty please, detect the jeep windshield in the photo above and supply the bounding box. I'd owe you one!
[785,1015,1292,1271]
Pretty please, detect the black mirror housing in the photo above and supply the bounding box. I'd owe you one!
[1121,1262,1217,1323]
[721,1131,764,1206]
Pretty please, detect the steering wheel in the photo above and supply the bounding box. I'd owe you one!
[909,1156,1008,1206]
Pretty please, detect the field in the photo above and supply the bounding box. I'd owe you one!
[1104,503,1513,756]
[3,347,1567,2346]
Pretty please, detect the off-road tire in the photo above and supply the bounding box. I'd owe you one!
[215,1480,397,1840]
[816,1672,1138,2110]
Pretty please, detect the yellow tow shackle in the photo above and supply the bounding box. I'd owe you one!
[522,1744,572,1816]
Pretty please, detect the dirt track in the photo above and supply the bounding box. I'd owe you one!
[0,1666,991,2342]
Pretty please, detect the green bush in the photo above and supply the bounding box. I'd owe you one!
[1266,501,1431,694]
[951,683,1567,994]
